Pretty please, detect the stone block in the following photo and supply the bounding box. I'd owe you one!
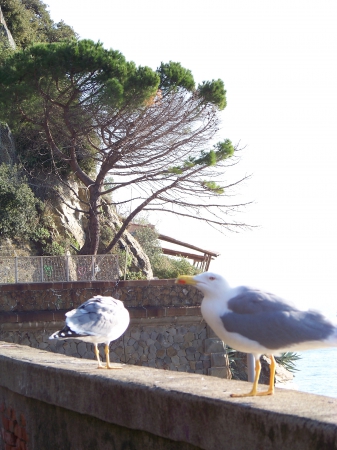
[156,349,166,359]
[203,360,211,369]
[167,347,177,357]
[38,342,49,350]
[211,352,227,367]
[173,334,184,344]
[204,338,224,354]
[184,332,195,342]
[130,331,141,340]
[195,361,204,371]
[189,361,196,370]
[208,367,228,378]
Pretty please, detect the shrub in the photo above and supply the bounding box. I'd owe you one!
[0,163,41,239]
[152,254,200,279]
[131,218,200,279]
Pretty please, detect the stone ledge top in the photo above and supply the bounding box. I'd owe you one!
[0,342,336,450]
[0,278,178,291]
[0,305,202,323]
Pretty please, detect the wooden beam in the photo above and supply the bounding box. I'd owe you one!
[158,234,220,257]
[161,248,209,261]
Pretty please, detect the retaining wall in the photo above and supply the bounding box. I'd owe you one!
[0,280,230,377]
[0,343,336,450]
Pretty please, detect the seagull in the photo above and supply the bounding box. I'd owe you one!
[176,272,337,397]
[49,295,130,369]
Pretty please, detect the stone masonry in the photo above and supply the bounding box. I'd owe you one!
[0,280,231,377]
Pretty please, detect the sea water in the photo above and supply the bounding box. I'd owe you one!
[278,348,337,398]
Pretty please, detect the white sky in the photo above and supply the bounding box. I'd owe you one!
[45,0,337,317]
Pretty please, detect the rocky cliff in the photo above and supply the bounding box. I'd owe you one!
[50,180,153,278]
[0,6,16,49]
[0,123,16,165]
[0,131,153,278]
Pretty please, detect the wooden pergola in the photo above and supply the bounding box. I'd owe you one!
[127,224,220,271]
[158,234,220,272]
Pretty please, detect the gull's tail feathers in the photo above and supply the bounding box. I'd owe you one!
[49,325,86,340]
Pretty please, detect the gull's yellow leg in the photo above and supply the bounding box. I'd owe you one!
[231,355,276,397]
[94,344,105,369]
[231,357,262,397]
[105,344,123,369]
[261,354,276,396]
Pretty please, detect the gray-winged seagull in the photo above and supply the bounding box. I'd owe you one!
[49,295,130,369]
[176,272,337,397]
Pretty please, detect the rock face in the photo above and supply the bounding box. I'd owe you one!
[0,6,16,49]
[50,180,153,278]
[0,123,17,165]
[0,140,153,278]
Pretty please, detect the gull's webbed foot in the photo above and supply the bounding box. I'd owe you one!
[230,355,276,398]
[104,344,124,369]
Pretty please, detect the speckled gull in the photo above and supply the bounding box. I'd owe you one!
[49,295,130,369]
[176,272,337,397]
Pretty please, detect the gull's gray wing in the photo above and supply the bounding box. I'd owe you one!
[66,296,126,337]
[222,287,335,349]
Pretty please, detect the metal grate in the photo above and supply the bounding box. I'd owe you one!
[0,254,119,284]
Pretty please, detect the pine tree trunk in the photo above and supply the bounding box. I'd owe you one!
[79,186,101,255]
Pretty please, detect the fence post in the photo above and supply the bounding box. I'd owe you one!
[65,254,69,281]
[92,255,95,280]
[14,257,18,283]
[124,246,129,281]
[40,256,44,282]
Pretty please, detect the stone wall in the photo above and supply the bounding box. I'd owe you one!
[1,344,336,450]
[0,280,231,377]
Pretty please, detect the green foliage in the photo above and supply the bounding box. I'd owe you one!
[20,39,157,106]
[43,241,65,256]
[0,0,77,49]
[152,255,201,279]
[0,39,160,175]
[196,149,217,166]
[13,122,96,175]
[157,63,227,111]
[113,247,133,278]
[125,271,147,280]
[0,163,67,255]
[131,223,162,261]
[130,218,200,279]
[197,79,227,110]
[157,61,195,92]
[28,205,74,256]
[0,42,15,65]
[201,181,224,194]
[167,167,183,175]
[0,38,161,139]
[0,23,236,255]
[166,139,234,175]
[194,140,234,165]
[275,352,301,373]
[0,163,41,239]
[98,223,115,254]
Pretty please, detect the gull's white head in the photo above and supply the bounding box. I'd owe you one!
[176,271,230,296]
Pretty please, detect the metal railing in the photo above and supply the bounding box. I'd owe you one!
[0,254,119,284]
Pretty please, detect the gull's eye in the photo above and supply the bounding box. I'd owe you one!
[209,276,216,281]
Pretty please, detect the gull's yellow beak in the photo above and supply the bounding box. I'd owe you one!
[176,275,197,285]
